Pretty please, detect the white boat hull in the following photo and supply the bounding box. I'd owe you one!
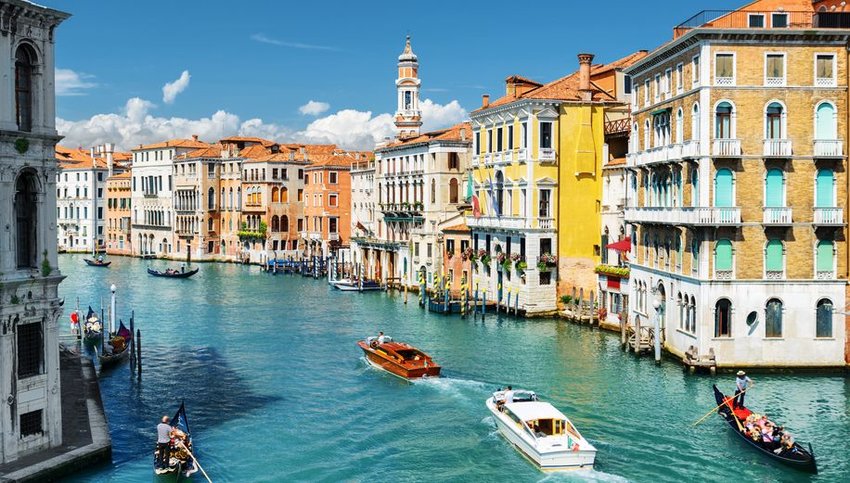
[486,399,596,471]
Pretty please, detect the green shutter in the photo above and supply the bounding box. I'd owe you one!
[817,240,833,272]
[816,169,834,207]
[715,239,732,270]
[765,240,783,271]
[816,103,836,139]
[765,169,783,207]
[714,169,733,207]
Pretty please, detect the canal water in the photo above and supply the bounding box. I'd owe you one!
[56,254,848,482]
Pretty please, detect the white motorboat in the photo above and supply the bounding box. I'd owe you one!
[486,390,596,471]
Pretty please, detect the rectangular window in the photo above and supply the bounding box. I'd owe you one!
[297,189,303,201]
[446,239,455,255]
[474,234,478,251]
[654,74,661,99]
[748,13,765,28]
[521,122,528,148]
[538,189,551,217]
[693,55,701,86]
[771,12,788,28]
[487,130,493,152]
[624,74,632,94]
[297,218,304,231]
[676,63,683,92]
[97,207,103,219]
[539,271,551,285]
[816,54,836,86]
[460,239,469,253]
[539,122,553,149]
[715,53,734,84]
[664,68,672,95]
[643,79,650,105]
[329,194,338,207]
[496,127,503,152]
[329,217,338,233]
[427,243,432,258]
[520,237,526,259]
[97,188,103,198]
[507,125,514,150]
[414,242,420,256]
[20,410,43,438]
[765,53,785,86]
[474,131,481,155]
[329,171,338,184]
[17,322,43,379]
[272,168,279,179]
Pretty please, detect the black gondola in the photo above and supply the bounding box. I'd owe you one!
[712,384,817,473]
[154,402,198,478]
[83,258,111,267]
[98,321,132,369]
[147,267,199,278]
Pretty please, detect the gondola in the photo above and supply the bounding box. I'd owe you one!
[82,306,103,344]
[154,402,199,478]
[98,321,132,369]
[147,267,199,278]
[712,385,817,473]
[83,258,111,267]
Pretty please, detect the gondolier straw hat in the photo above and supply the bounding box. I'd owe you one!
[736,370,746,376]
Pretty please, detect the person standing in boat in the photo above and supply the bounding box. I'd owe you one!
[377,331,388,344]
[734,370,753,408]
[504,385,514,404]
[155,416,172,469]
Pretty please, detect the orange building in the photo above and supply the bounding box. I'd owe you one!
[440,222,473,295]
[105,171,133,255]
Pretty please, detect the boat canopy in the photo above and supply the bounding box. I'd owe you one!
[505,401,566,422]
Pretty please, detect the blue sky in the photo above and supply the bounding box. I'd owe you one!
[47,0,745,150]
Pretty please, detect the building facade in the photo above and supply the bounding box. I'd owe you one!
[624,0,849,367]
[303,153,359,260]
[130,137,208,258]
[105,171,132,255]
[0,0,69,464]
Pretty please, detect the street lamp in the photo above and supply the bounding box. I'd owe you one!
[110,284,117,335]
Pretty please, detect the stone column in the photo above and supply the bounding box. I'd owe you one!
[0,319,14,463]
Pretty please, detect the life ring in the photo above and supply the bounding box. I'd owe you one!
[370,340,378,349]
[571,442,580,452]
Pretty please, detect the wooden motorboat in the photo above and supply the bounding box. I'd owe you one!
[147,267,199,278]
[98,321,132,369]
[712,385,817,473]
[154,402,199,478]
[486,389,596,471]
[83,258,111,267]
[357,336,440,379]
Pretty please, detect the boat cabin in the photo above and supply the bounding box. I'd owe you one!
[502,402,582,441]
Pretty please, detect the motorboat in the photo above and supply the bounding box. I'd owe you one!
[335,280,383,291]
[357,336,441,379]
[486,390,596,471]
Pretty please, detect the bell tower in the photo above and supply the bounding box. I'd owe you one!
[395,35,422,139]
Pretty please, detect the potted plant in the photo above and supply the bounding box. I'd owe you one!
[478,249,490,268]
[537,253,557,271]
[462,247,474,261]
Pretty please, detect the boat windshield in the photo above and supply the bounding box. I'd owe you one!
[395,349,424,361]
[524,418,568,437]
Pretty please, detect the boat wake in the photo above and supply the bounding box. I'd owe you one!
[411,374,491,400]
[537,469,628,482]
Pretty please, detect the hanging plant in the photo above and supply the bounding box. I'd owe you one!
[14,138,29,154]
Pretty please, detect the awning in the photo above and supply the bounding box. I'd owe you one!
[606,237,631,251]
[650,107,672,116]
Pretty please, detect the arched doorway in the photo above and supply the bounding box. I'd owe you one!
[15,170,38,268]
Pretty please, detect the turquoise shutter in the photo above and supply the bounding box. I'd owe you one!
[816,169,834,207]
[714,169,733,207]
[715,239,732,270]
[765,240,783,271]
[817,240,833,272]
[765,169,783,207]
[816,103,836,139]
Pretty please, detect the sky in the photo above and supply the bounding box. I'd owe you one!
[47,0,745,151]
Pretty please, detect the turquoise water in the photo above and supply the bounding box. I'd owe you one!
[56,254,849,482]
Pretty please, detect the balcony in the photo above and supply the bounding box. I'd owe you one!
[816,270,835,280]
[763,139,792,157]
[765,76,785,87]
[329,232,340,241]
[765,270,784,280]
[681,140,700,158]
[624,206,741,226]
[537,217,554,229]
[516,148,528,162]
[712,139,741,157]
[813,207,843,226]
[483,153,492,165]
[813,139,843,158]
[493,152,503,164]
[502,150,514,163]
[762,207,792,225]
[539,148,556,162]
[466,216,528,231]
[815,76,837,88]
[674,10,850,38]
[715,269,733,280]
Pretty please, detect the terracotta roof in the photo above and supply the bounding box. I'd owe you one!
[381,122,471,149]
[243,153,311,164]
[108,171,132,180]
[219,136,278,147]
[475,51,647,112]
[504,75,543,87]
[239,144,275,159]
[177,146,223,159]
[133,138,209,151]
[442,223,470,233]
[305,153,357,169]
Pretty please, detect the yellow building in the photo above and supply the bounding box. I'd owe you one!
[467,52,644,314]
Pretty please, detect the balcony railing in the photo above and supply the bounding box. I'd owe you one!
[715,76,734,86]
[763,207,792,225]
[484,153,492,165]
[674,10,850,36]
[517,148,528,162]
[493,152,503,164]
[503,150,514,163]
[765,270,784,280]
[815,76,837,87]
[539,148,556,162]
[682,140,700,158]
[814,207,843,225]
[765,76,785,87]
[712,138,741,156]
[813,139,843,158]
[816,270,835,280]
[625,206,741,226]
[466,216,528,230]
[329,233,340,241]
[715,269,733,280]
[763,139,792,157]
[537,217,554,229]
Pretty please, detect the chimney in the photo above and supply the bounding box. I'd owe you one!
[482,94,490,108]
[578,53,595,101]
[105,142,114,177]
[289,150,295,161]
[191,134,199,142]
[300,146,307,161]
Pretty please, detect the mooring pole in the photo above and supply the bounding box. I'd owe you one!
[136,329,142,380]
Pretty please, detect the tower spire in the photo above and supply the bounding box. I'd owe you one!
[395,35,422,140]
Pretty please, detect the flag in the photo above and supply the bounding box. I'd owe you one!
[487,172,500,218]
[472,194,481,218]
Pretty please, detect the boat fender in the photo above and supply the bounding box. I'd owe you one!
[571,443,580,452]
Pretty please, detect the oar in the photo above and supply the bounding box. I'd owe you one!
[175,440,213,483]
[691,386,752,427]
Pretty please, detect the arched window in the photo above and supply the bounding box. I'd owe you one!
[816,239,834,276]
[271,187,280,203]
[643,119,650,150]
[208,187,215,210]
[430,178,436,204]
[714,168,733,207]
[271,215,280,232]
[765,239,783,277]
[816,298,833,338]
[715,102,732,138]
[675,108,683,144]
[715,239,732,274]
[15,45,36,132]
[715,298,732,337]
[237,187,242,207]
[15,170,38,268]
[765,298,783,337]
[632,123,639,152]
[281,215,289,232]
[765,102,784,139]
[677,293,684,329]
[690,167,699,207]
[689,295,697,333]
[691,103,700,140]
[220,187,224,210]
[816,169,835,207]
[281,187,288,203]
[815,102,837,140]
[208,217,213,231]
[494,172,504,215]
[764,168,784,207]
[449,178,459,204]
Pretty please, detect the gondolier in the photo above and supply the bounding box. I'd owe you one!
[155,416,171,469]
[735,370,753,408]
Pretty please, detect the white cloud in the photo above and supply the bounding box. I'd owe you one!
[162,70,191,104]
[299,100,330,116]
[55,68,97,96]
[56,96,466,152]
[250,33,338,51]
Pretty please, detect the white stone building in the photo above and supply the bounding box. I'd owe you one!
[130,137,207,257]
[0,0,69,464]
